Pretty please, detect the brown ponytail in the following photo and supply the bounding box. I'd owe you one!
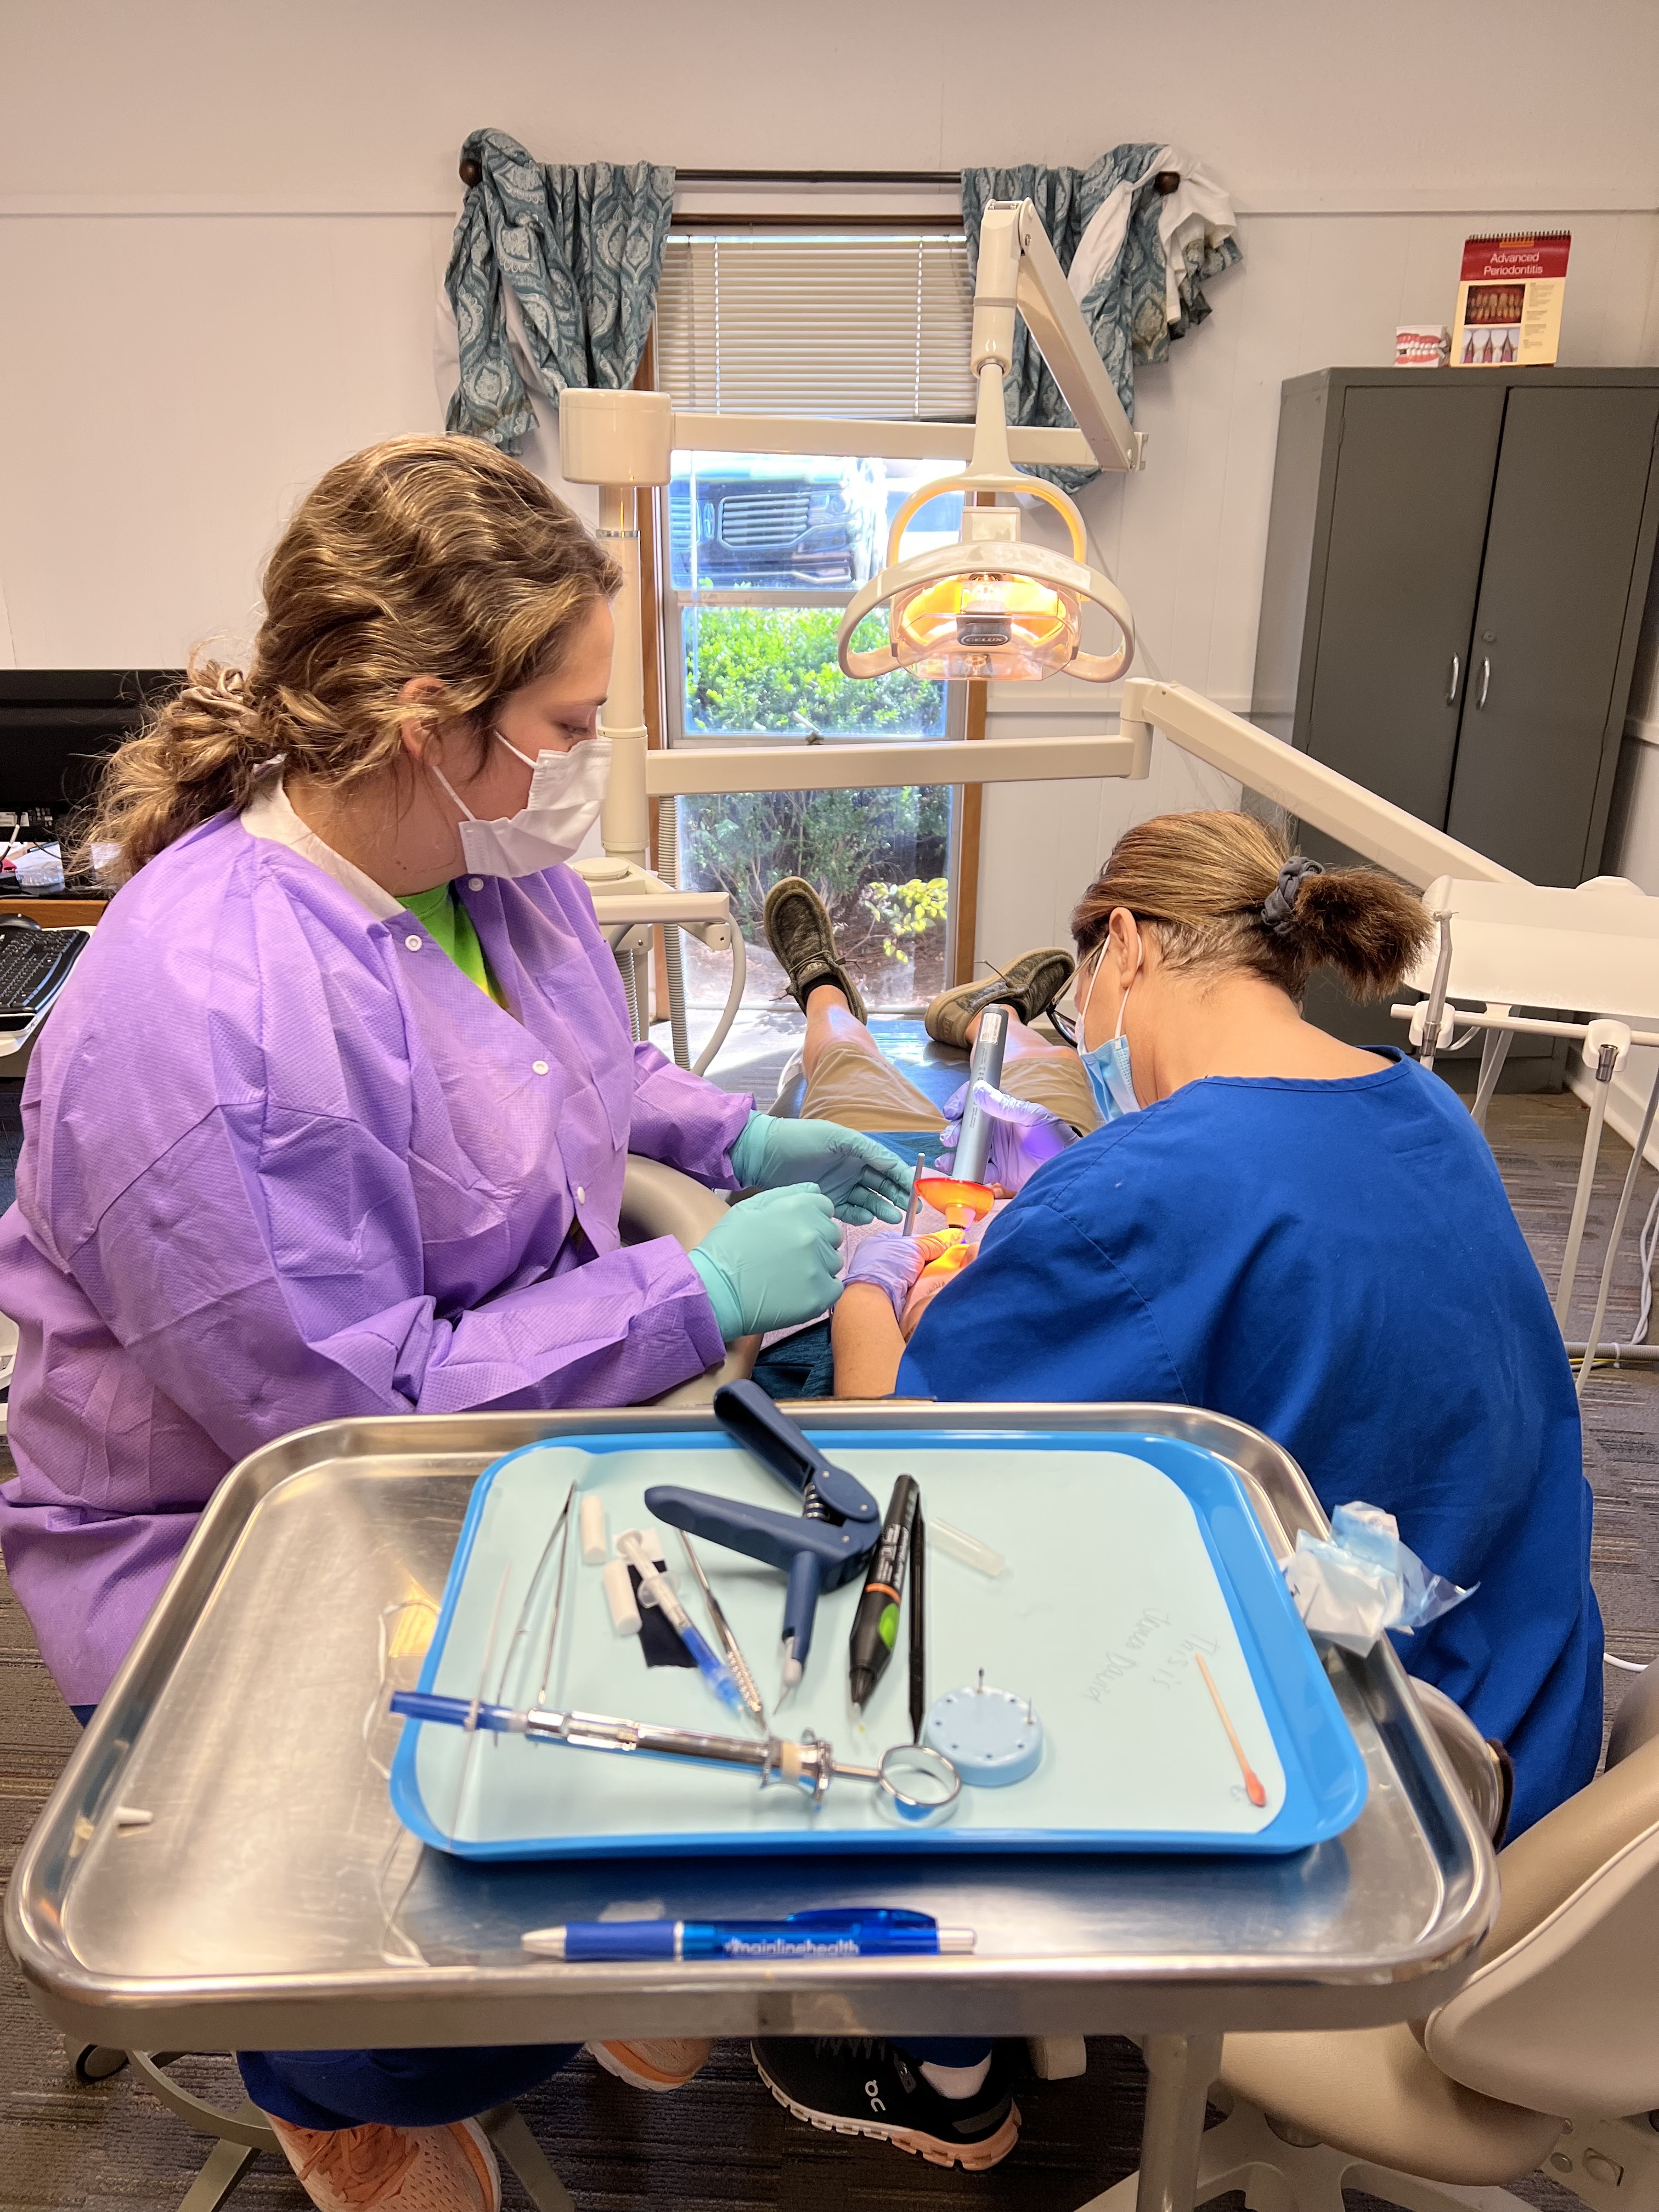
[1070,810,1431,1001]
[83,435,620,881]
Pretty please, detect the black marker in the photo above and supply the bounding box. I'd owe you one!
[909,1503,926,1745]
[848,1475,919,1711]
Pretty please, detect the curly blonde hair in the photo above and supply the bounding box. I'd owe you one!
[84,436,620,880]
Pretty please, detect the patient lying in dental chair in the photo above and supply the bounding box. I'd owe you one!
[754,876,1095,1400]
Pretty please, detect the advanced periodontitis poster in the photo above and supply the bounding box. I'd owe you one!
[1452,233,1572,366]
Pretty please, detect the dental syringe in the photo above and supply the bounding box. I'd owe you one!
[388,1689,960,1823]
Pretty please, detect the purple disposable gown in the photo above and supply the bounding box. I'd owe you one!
[0,812,751,1702]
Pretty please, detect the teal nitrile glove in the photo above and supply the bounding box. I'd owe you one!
[687,1186,845,1341]
[728,1111,916,1226]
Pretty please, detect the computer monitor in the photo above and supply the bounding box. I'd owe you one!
[0,672,182,888]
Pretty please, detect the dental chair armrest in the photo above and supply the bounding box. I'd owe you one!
[620,1154,733,1251]
[1409,1677,1512,1844]
[1607,1659,1659,1770]
[618,1156,760,1404]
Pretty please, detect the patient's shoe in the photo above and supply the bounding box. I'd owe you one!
[752,2037,1020,2169]
[266,2112,500,2210]
[589,2036,713,2091]
[924,948,1075,1048]
[763,877,867,1024]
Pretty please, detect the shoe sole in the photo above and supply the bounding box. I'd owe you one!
[758,2075,1020,2171]
[588,2040,704,2092]
[762,879,867,1025]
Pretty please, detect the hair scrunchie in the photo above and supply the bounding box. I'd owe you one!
[1261,855,1323,936]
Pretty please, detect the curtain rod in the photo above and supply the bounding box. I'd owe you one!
[675,167,1186,193]
[674,169,960,185]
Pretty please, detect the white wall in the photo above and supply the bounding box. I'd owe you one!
[3,0,1659,996]
[6,0,1656,213]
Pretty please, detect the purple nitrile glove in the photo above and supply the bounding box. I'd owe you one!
[843,1230,964,1322]
[938,1079,1078,1193]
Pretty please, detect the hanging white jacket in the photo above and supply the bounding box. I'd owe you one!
[1065,146,1239,329]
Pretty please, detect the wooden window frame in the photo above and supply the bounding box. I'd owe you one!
[641,223,989,999]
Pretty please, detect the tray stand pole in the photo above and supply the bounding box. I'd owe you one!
[1134,2032,1224,2212]
[480,2103,577,2212]
[174,2131,264,2212]
[1554,1040,1621,1329]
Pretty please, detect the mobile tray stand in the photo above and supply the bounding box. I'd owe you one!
[8,1405,1493,2079]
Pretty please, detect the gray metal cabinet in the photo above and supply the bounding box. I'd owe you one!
[1251,366,1659,1055]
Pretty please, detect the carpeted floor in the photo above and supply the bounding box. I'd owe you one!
[0,1088,1653,2211]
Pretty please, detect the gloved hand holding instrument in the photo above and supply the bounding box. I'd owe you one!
[687,1187,844,1342]
[937,1079,1077,1195]
[729,1113,915,1226]
[843,1229,967,1322]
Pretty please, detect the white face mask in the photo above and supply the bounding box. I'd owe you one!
[430,731,612,879]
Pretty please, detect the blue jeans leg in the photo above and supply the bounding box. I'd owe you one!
[237,2045,581,2130]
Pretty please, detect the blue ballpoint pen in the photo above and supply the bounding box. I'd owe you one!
[521,1908,974,1961]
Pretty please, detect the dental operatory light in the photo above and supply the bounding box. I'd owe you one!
[838,204,1137,686]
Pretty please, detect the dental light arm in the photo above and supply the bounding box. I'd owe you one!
[838,204,1139,686]
[973,200,1146,478]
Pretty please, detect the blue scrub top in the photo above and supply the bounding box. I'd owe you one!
[899,1052,1601,1835]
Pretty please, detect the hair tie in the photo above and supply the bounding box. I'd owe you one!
[1261,856,1323,936]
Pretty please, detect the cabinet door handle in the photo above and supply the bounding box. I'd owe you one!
[1476,657,1491,709]
[1446,653,1460,705]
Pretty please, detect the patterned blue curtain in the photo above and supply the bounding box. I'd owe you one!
[445,129,675,452]
[961,149,1240,489]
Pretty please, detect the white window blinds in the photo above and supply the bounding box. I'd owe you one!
[654,233,976,421]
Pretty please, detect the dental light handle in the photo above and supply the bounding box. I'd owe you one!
[951,1003,1009,1187]
[710,1380,877,1525]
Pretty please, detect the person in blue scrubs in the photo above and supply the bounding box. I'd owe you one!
[837,809,1602,1840]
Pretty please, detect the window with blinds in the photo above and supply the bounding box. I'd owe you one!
[653,233,976,420]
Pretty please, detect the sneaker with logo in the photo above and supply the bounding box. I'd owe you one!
[751,2038,1019,2169]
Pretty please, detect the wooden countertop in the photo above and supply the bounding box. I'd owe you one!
[0,899,106,928]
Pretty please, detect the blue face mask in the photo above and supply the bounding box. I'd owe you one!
[1076,944,1142,1121]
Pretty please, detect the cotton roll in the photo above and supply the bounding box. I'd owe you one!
[579,1494,607,1564]
[601,1556,641,1635]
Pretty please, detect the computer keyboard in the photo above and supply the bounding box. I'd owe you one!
[0,928,83,1018]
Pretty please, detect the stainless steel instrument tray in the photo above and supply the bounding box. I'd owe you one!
[8,1404,1496,2053]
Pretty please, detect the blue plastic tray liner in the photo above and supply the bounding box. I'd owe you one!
[391,1430,1367,1859]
